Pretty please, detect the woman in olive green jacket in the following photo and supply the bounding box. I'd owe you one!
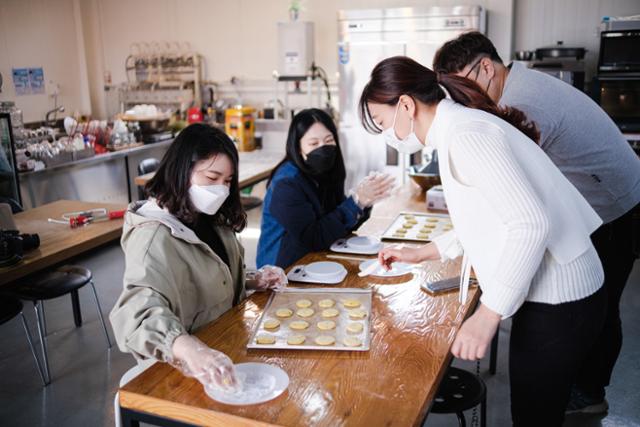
[109,124,286,392]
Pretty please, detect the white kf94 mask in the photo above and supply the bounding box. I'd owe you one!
[382,102,424,154]
[189,184,230,215]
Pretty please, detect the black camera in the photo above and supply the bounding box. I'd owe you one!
[0,229,40,267]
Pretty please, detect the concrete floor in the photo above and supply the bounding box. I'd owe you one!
[1,189,639,427]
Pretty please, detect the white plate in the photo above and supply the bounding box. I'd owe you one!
[329,236,382,255]
[359,259,414,278]
[205,362,289,405]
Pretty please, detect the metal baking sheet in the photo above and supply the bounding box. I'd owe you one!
[247,288,372,352]
[381,211,452,243]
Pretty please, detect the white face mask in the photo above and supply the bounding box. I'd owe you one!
[189,184,230,215]
[382,102,424,154]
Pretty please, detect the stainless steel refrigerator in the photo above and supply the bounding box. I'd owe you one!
[337,5,486,189]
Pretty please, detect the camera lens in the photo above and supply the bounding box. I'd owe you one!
[19,233,40,251]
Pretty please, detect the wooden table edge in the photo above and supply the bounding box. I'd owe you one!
[119,390,281,427]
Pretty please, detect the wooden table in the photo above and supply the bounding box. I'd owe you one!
[134,149,284,189]
[0,200,125,286]
[119,183,480,427]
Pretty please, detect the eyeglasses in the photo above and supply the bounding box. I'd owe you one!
[464,56,487,80]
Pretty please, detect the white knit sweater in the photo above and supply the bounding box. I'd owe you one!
[429,100,604,318]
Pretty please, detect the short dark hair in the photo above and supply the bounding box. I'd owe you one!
[433,32,503,74]
[145,123,247,232]
[269,108,347,211]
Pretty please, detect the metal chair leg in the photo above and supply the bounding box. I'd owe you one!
[33,301,51,384]
[20,312,47,386]
[456,412,467,427]
[481,393,487,427]
[489,331,498,375]
[89,281,112,348]
[71,289,82,327]
[40,300,47,336]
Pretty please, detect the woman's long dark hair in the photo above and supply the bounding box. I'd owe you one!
[269,108,347,211]
[145,123,247,231]
[359,56,539,143]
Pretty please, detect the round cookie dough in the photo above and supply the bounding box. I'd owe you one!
[290,320,310,330]
[256,334,276,345]
[275,308,293,318]
[403,214,415,220]
[422,224,436,229]
[395,228,408,234]
[343,336,363,347]
[287,335,306,345]
[263,319,280,330]
[296,308,315,318]
[315,335,336,346]
[392,234,405,238]
[321,308,340,318]
[342,299,361,308]
[317,320,336,331]
[402,223,414,229]
[318,299,335,308]
[349,308,368,320]
[417,233,430,240]
[295,299,313,308]
[347,322,364,333]
[426,218,439,223]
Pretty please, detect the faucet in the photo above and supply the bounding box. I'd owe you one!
[45,106,65,127]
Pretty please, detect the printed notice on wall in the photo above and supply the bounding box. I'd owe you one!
[29,68,45,94]
[11,67,45,95]
[12,68,30,95]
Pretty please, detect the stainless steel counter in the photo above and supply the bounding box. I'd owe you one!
[18,140,172,209]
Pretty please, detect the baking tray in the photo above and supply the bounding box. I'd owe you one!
[247,288,372,352]
[381,212,452,243]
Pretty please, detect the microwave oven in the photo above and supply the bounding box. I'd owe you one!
[598,30,640,73]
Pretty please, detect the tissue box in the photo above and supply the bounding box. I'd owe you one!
[426,185,448,212]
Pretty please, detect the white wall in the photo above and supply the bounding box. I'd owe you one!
[1,0,638,121]
[89,0,512,84]
[0,0,91,123]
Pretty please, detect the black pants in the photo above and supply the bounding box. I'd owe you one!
[575,204,639,397]
[509,286,606,427]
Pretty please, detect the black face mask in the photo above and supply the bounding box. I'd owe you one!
[304,145,337,175]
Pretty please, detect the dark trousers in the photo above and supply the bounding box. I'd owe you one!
[509,286,606,427]
[575,204,639,397]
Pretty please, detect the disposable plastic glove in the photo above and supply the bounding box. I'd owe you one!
[246,265,288,291]
[170,334,238,392]
[353,172,396,208]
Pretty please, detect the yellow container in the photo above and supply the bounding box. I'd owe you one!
[225,106,256,152]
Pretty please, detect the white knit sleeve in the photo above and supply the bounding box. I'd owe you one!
[431,230,463,261]
[449,123,550,318]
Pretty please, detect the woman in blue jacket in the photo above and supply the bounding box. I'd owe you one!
[257,109,394,268]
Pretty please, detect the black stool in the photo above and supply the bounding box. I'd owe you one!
[5,265,112,384]
[430,367,487,427]
[0,297,47,385]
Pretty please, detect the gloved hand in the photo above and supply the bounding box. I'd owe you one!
[246,265,288,291]
[353,172,396,208]
[170,334,238,392]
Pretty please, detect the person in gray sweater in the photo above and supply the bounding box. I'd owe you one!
[434,32,640,417]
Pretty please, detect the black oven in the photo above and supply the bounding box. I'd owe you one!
[592,76,640,132]
[598,30,640,73]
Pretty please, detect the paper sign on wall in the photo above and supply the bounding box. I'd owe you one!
[12,68,30,95]
[11,67,45,95]
[28,68,45,94]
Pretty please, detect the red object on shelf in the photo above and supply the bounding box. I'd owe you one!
[187,107,203,123]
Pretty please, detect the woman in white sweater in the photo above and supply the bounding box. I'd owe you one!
[359,56,606,426]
